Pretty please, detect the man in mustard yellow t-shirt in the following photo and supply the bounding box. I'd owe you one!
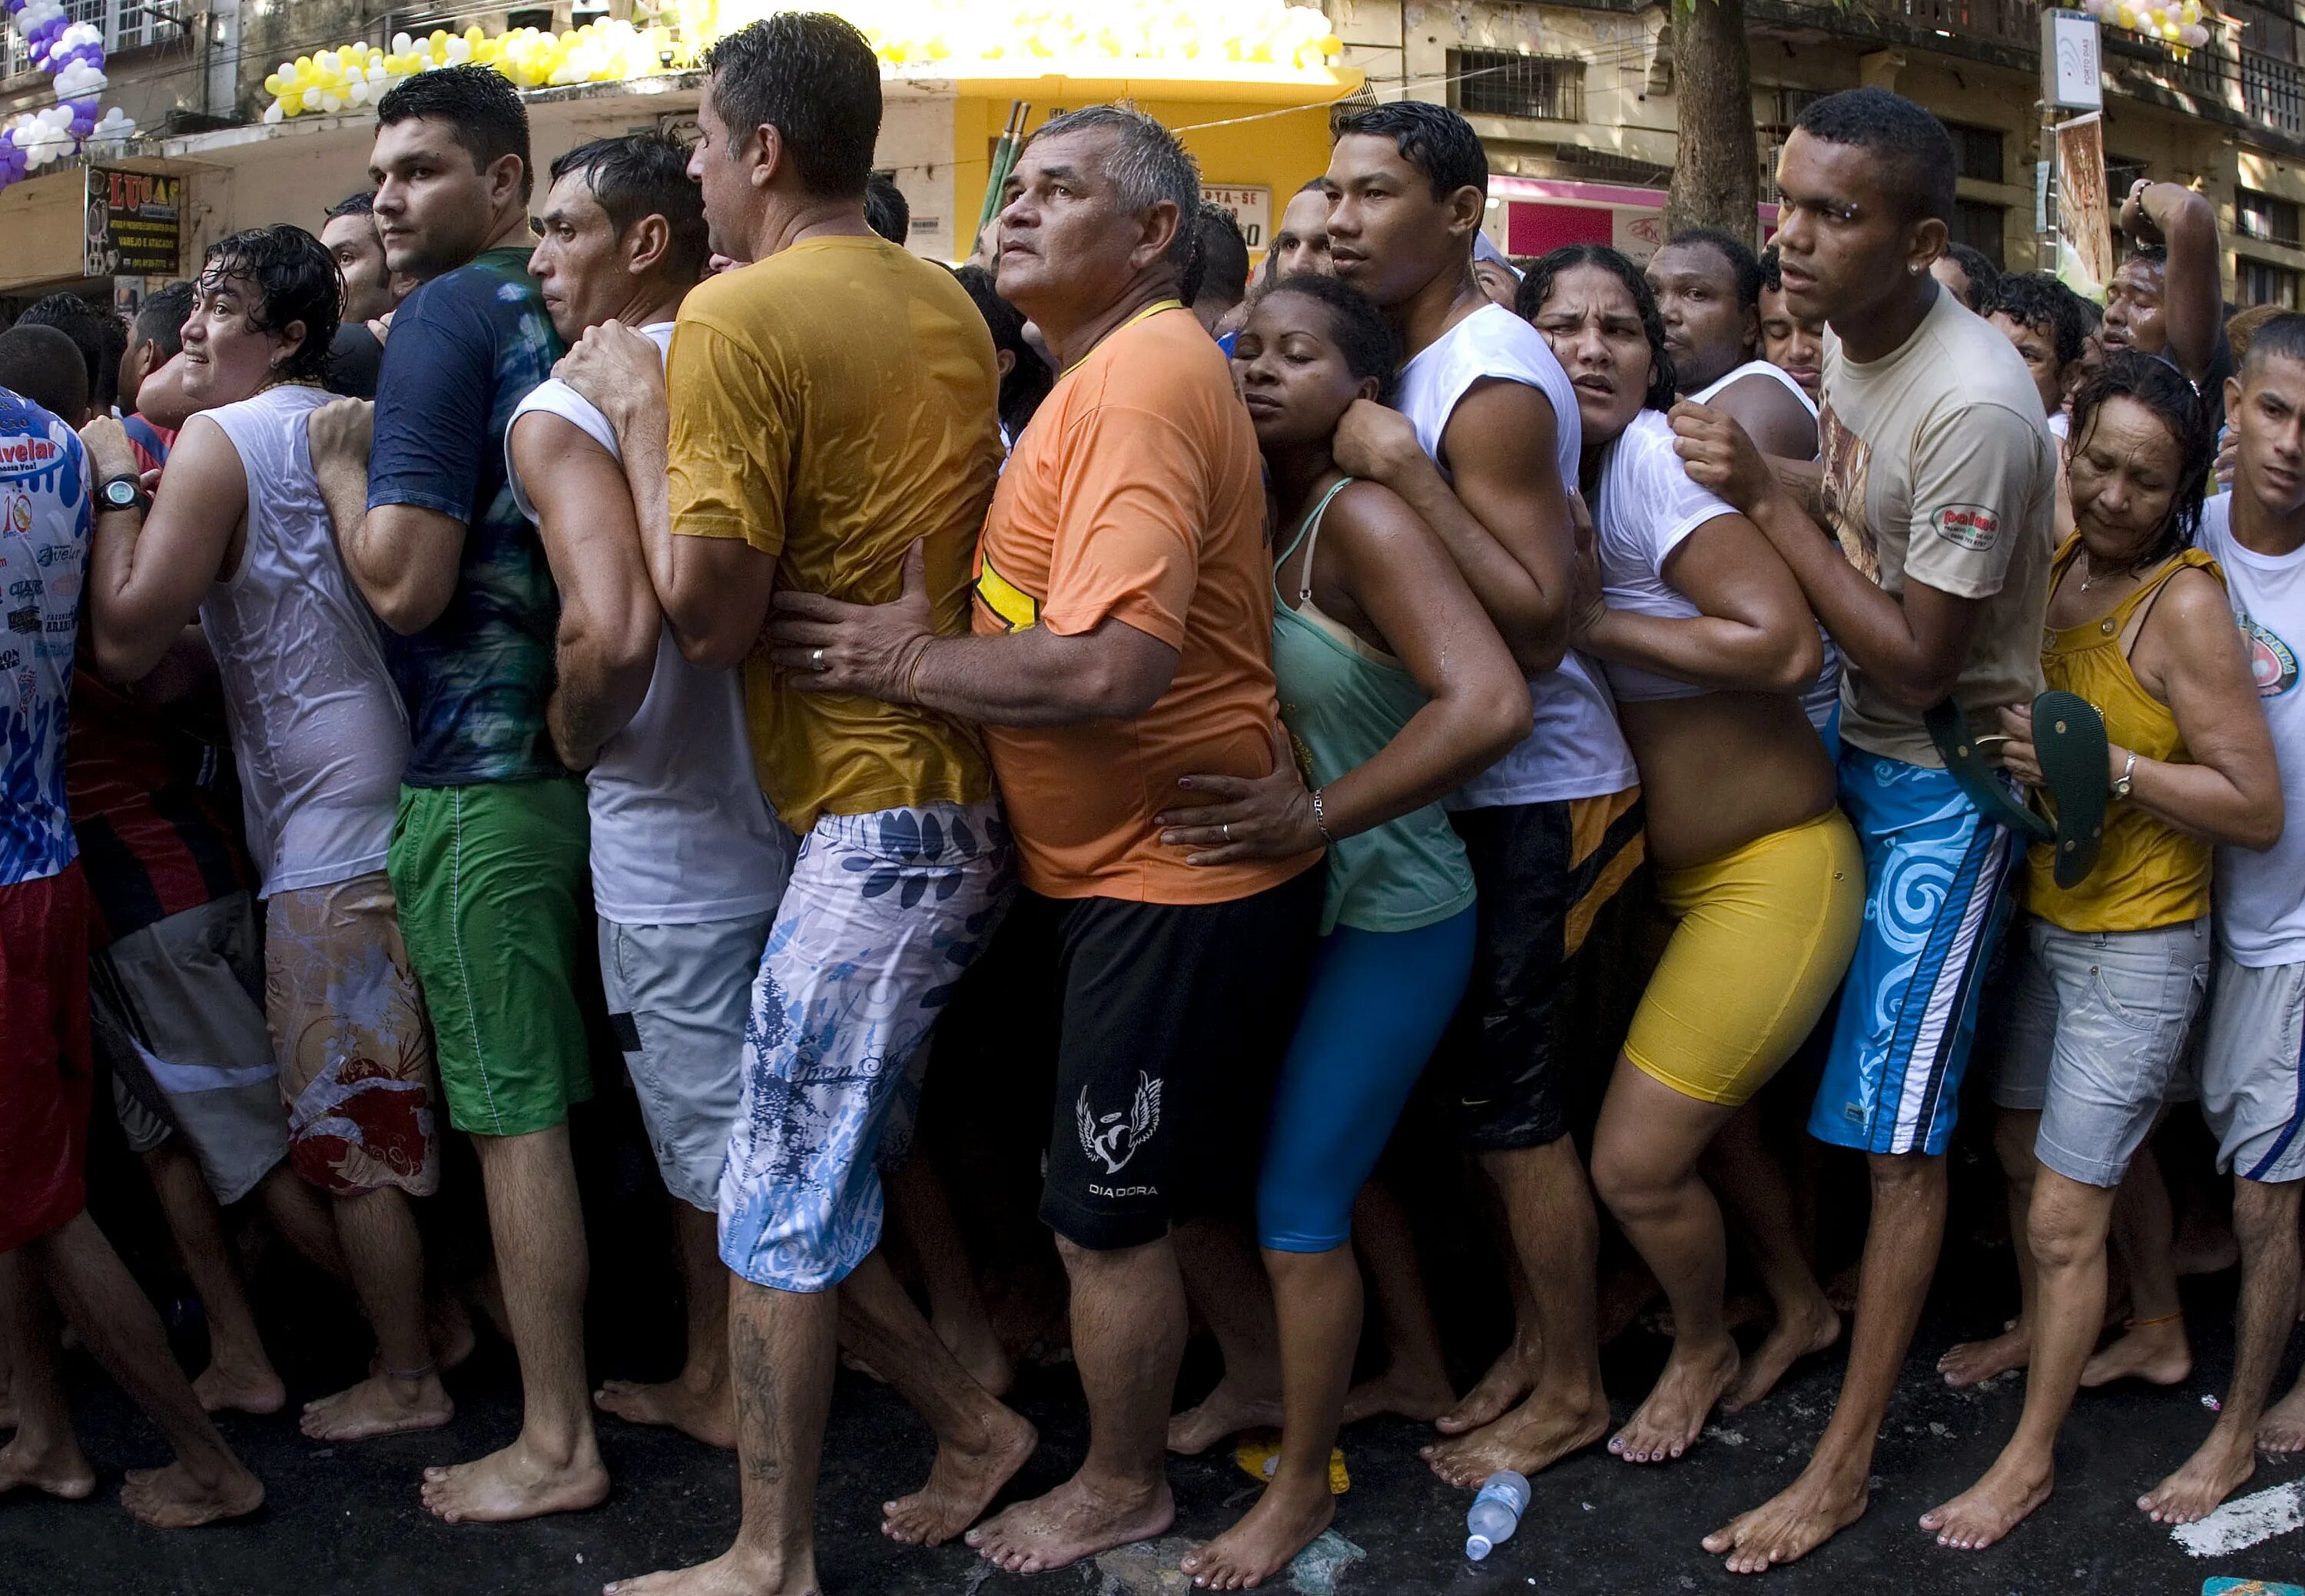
[556,15,1036,1594]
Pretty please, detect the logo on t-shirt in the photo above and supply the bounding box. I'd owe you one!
[1817,401,1879,586]
[1930,504,2001,552]
[2240,609,2299,697]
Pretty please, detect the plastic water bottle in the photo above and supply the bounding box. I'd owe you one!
[1464,1469,1531,1561]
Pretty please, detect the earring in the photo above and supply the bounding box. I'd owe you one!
[1909,264,1922,275]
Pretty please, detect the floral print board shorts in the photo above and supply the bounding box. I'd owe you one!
[267,870,442,1197]
[718,801,1011,1293]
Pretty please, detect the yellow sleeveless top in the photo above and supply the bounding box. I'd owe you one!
[2028,536,2225,933]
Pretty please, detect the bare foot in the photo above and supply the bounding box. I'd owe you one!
[0,1429,96,1501]
[1611,1337,1739,1464]
[595,1376,737,1451]
[1938,1319,2028,1389]
[420,1435,609,1525]
[1182,1476,1335,1590]
[966,1473,1175,1575]
[1168,1377,1281,1456]
[2141,1426,2256,1524]
[301,1369,453,1442]
[2260,1382,2305,1452]
[191,1358,285,1417]
[603,1545,807,1595]
[1432,1332,1539,1437]
[2078,1319,2191,1389]
[1422,1392,1610,1488]
[1340,1364,1457,1428]
[1823,1263,1861,1316]
[1726,1298,1841,1413]
[881,1405,1037,1547]
[934,1311,1015,1402]
[1919,1453,2052,1550]
[1703,1460,1869,1574]
[120,1459,264,1528]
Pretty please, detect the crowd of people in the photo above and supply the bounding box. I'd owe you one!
[3,12,2304,1592]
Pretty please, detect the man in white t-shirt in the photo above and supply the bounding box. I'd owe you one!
[1672,88,2055,1569]
[508,132,792,1452]
[2147,318,2305,1519]
[1321,99,1640,1487]
[1648,227,1818,461]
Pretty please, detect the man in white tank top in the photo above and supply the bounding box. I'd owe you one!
[80,230,453,1447]
[505,131,791,1453]
[1323,101,1642,1487]
[1649,229,1819,462]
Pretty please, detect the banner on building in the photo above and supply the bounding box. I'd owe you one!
[2053,113,2114,304]
[1202,184,1272,252]
[85,168,183,280]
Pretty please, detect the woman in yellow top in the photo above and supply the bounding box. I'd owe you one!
[1924,353,2283,1553]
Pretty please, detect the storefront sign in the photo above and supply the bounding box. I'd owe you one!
[85,167,182,279]
[1201,184,1272,251]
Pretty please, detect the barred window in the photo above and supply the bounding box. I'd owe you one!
[1449,49,1587,123]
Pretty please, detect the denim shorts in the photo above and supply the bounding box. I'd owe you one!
[1992,914,2211,1187]
[2200,953,2305,1183]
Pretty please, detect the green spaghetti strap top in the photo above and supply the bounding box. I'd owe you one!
[1271,478,1477,935]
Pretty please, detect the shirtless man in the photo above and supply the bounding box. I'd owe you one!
[1649,228,1817,459]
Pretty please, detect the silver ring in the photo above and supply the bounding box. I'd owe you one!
[1222,823,1232,841]
[811,648,827,669]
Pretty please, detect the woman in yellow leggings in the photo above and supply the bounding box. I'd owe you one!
[1524,245,1865,1465]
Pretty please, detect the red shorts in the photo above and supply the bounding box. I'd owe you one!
[0,863,94,1253]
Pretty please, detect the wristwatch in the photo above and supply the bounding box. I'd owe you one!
[2111,749,2139,801]
[97,473,149,515]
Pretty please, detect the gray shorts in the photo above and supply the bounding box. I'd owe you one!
[2200,952,2305,1184]
[599,911,778,1210]
[1992,915,2210,1188]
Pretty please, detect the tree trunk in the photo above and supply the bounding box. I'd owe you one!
[1663,0,1759,245]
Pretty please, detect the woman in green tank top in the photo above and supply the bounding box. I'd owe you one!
[1152,276,1528,1588]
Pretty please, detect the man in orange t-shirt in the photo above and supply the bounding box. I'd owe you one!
[770,105,1322,1574]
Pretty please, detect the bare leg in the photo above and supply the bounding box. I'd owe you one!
[884,1156,1012,1399]
[25,1213,263,1528]
[967,1235,1179,1574]
[256,1161,348,1280]
[1939,1110,2039,1389]
[1708,1105,1840,1412]
[1922,1170,2116,1550]
[1182,1245,1354,1590]
[605,1276,832,1596]
[0,1252,95,1500]
[1432,1199,1541,1437]
[1423,1138,1609,1486]
[839,1251,1037,1547]
[596,1200,737,1449]
[1339,1183,1457,1426]
[1705,1152,1945,1574]
[2081,1143,2192,1388]
[138,1143,284,1416]
[302,1186,453,1441]
[1591,1064,1741,1465]
[421,1125,607,1525]
[1169,1222,1282,1455]
[2144,1176,2301,1521]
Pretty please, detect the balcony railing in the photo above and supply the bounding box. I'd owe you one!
[1882,0,2038,52]
[2244,47,2305,138]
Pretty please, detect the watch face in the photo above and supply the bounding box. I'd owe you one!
[104,479,138,506]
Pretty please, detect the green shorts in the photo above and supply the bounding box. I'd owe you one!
[388,778,593,1137]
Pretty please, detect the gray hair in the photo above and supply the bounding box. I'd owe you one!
[1031,105,1201,269]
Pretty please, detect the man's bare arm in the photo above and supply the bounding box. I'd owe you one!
[81,414,242,684]
[307,398,464,635]
[134,352,197,431]
[1704,373,1818,464]
[2126,180,2222,388]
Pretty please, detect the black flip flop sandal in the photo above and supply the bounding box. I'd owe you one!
[1925,697,2051,845]
[2029,689,2110,890]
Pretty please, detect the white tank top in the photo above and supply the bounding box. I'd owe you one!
[199,383,406,895]
[505,322,791,926]
[1590,410,1736,702]
[1391,302,1638,807]
[1692,358,1819,418]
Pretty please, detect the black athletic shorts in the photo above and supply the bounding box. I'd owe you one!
[1007,865,1322,1252]
[1441,789,1646,1151]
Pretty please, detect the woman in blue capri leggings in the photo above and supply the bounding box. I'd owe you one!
[1155,274,1531,1588]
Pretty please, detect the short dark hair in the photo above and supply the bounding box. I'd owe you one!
[324,190,376,222]
[1333,100,1488,201]
[1259,273,1399,403]
[133,280,196,360]
[1664,227,1763,309]
[376,63,533,201]
[1519,244,1678,412]
[1939,242,1999,311]
[954,263,1054,440]
[16,292,120,411]
[1793,87,1957,225]
[2069,350,2214,559]
[199,225,343,384]
[1759,245,1783,295]
[551,131,711,286]
[703,12,880,201]
[864,171,910,244]
[1182,201,1249,310]
[1987,272,2087,369]
[2244,311,2305,377]
[0,324,91,421]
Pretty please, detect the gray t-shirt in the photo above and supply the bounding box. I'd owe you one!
[1819,286,2055,765]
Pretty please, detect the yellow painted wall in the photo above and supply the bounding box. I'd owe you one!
[953,93,1341,259]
